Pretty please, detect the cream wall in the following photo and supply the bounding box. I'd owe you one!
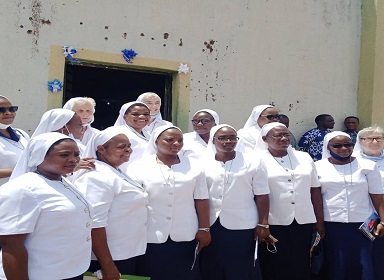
[0,0,361,138]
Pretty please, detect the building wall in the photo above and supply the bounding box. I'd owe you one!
[0,0,361,138]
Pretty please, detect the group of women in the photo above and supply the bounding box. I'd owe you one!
[1,95,384,280]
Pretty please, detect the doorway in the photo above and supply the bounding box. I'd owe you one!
[63,62,173,130]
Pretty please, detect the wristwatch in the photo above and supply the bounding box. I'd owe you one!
[198,227,210,232]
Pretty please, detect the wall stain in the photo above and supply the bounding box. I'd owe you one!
[29,0,42,54]
[179,38,183,46]
[140,33,144,36]
[163,33,169,39]
[123,33,127,39]
[203,39,215,53]
[41,19,51,25]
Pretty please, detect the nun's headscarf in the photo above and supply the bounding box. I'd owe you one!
[144,124,182,156]
[261,122,287,137]
[10,132,72,180]
[32,109,75,138]
[114,101,149,126]
[63,97,95,125]
[243,105,274,129]
[193,109,220,125]
[322,131,351,159]
[207,124,237,154]
[0,95,9,100]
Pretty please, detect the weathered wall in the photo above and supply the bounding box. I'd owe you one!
[0,0,361,138]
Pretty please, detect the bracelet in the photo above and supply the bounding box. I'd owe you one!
[198,227,210,232]
[380,221,384,227]
[257,224,270,229]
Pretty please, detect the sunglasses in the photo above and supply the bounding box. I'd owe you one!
[330,143,354,149]
[260,114,281,120]
[0,106,18,113]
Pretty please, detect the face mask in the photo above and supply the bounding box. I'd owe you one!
[63,125,75,139]
[0,123,11,129]
[329,150,351,161]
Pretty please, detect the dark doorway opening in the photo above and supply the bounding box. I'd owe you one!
[63,62,173,130]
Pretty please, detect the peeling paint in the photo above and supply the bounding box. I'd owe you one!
[163,33,169,39]
[41,19,51,25]
[123,33,127,39]
[163,44,166,47]
[140,33,144,36]
[179,38,183,46]
[80,22,83,25]
[30,0,42,54]
[105,37,108,40]
[105,26,108,29]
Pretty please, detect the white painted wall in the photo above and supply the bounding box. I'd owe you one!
[0,0,361,139]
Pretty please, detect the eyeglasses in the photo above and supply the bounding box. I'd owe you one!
[330,143,355,149]
[191,118,213,125]
[0,106,18,113]
[260,114,281,120]
[360,137,384,143]
[214,136,239,142]
[269,133,291,139]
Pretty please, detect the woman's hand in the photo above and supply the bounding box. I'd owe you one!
[195,230,211,253]
[255,226,270,242]
[315,221,326,239]
[74,157,96,172]
[100,263,120,280]
[375,223,384,238]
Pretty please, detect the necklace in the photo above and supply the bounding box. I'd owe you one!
[216,153,236,185]
[156,156,178,186]
[1,136,25,150]
[117,168,146,192]
[34,170,92,219]
[272,153,295,182]
[330,158,353,186]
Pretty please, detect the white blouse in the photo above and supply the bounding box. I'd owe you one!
[261,149,320,225]
[129,154,209,243]
[0,128,29,186]
[315,157,384,223]
[143,119,172,135]
[182,131,209,159]
[204,151,270,229]
[75,161,148,260]
[81,125,99,146]
[0,173,92,280]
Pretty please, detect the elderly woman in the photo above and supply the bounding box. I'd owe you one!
[136,92,172,135]
[63,97,99,145]
[237,105,281,152]
[182,109,219,159]
[0,95,30,186]
[353,125,384,280]
[0,132,92,280]
[114,101,151,171]
[74,127,148,279]
[129,125,210,280]
[258,122,324,280]
[32,109,95,173]
[199,124,270,280]
[315,131,384,280]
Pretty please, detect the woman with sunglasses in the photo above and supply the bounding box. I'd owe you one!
[0,132,92,280]
[258,122,323,280]
[114,102,151,172]
[237,105,281,153]
[0,95,30,186]
[353,125,384,280]
[182,109,219,159]
[315,131,384,280]
[199,124,270,280]
[129,125,210,280]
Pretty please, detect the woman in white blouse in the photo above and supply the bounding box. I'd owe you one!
[129,125,210,280]
[0,95,29,186]
[353,125,384,280]
[199,124,270,280]
[114,101,150,172]
[0,132,92,280]
[236,104,281,153]
[136,92,172,135]
[258,122,324,280]
[315,131,384,280]
[182,109,219,159]
[74,127,148,279]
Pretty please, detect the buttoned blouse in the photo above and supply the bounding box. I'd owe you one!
[129,154,209,243]
[143,119,172,135]
[204,151,270,229]
[75,161,149,260]
[117,124,150,172]
[315,157,384,223]
[0,128,29,186]
[0,173,92,280]
[261,149,320,225]
[182,131,209,159]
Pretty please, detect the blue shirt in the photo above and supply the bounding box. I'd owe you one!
[298,128,331,161]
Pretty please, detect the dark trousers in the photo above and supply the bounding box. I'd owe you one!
[373,236,384,280]
[62,275,83,280]
[88,255,146,276]
[258,219,313,280]
[324,222,373,280]
[199,219,262,280]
